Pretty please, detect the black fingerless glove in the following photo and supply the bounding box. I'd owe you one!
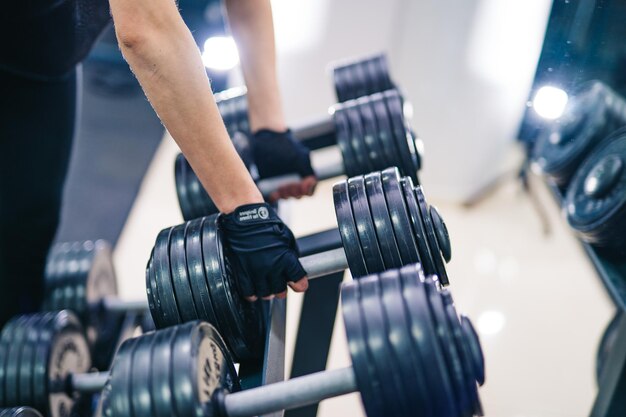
[220,203,306,298]
[250,129,315,179]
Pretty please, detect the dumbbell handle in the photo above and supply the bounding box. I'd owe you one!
[299,248,348,280]
[223,367,357,417]
[100,242,345,316]
[255,145,345,198]
[68,366,357,416]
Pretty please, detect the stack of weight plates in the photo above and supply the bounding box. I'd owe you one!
[564,127,626,255]
[532,81,626,187]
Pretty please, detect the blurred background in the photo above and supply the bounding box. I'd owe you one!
[54,0,625,415]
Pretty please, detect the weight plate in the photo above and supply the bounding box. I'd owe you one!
[370,93,405,174]
[384,90,419,182]
[46,311,91,417]
[31,313,55,413]
[414,186,450,286]
[185,218,220,327]
[378,269,426,417]
[357,96,393,170]
[374,55,394,92]
[430,207,452,263]
[378,269,432,416]
[333,181,369,278]
[340,281,386,417]
[202,215,263,361]
[0,317,16,406]
[344,99,375,174]
[146,249,164,330]
[531,82,615,186]
[358,275,409,417]
[43,244,65,310]
[363,172,403,269]
[348,62,369,99]
[345,100,384,173]
[381,168,421,266]
[170,223,199,322]
[5,315,29,404]
[347,176,385,273]
[422,276,467,415]
[333,65,351,103]
[154,227,182,327]
[333,105,359,177]
[460,315,485,387]
[175,154,195,221]
[190,168,218,219]
[400,178,436,276]
[565,131,626,249]
[233,93,250,134]
[441,291,483,416]
[148,327,176,417]
[363,57,381,96]
[399,265,457,416]
[130,330,154,417]
[1,409,42,417]
[353,97,387,172]
[18,315,43,405]
[102,336,136,417]
[172,322,241,417]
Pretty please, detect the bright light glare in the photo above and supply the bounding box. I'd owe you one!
[476,310,506,336]
[533,86,569,120]
[202,37,240,71]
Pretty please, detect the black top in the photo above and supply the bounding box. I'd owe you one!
[0,0,111,80]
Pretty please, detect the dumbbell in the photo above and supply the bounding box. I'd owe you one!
[42,240,150,369]
[151,167,452,361]
[0,265,484,417]
[176,88,422,220]
[0,309,241,417]
[331,53,396,103]
[532,80,626,187]
[100,263,484,417]
[564,127,626,254]
[0,409,42,417]
[212,54,396,136]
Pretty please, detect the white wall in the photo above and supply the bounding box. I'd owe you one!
[271,0,553,202]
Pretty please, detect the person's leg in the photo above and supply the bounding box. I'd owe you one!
[0,68,77,326]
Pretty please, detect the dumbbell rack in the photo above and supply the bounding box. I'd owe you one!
[538,177,626,417]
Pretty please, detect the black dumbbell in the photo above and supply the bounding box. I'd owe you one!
[0,266,484,417]
[175,88,422,220]
[42,240,150,369]
[0,409,42,417]
[0,310,237,417]
[564,127,626,254]
[331,53,396,103]
[152,167,452,361]
[100,264,485,417]
[532,80,626,187]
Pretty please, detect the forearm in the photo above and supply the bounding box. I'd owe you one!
[224,0,286,132]
[109,0,262,213]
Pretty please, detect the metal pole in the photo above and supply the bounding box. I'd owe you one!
[299,248,348,280]
[70,372,110,393]
[224,367,357,417]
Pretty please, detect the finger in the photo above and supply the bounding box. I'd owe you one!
[268,191,281,203]
[275,291,287,299]
[301,176,317,196]
[268,269,288,296]
[288,277,309,293]
[237,269,257,301]
[253,274,272,299]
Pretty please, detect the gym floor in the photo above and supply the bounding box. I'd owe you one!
[113,134,614,417]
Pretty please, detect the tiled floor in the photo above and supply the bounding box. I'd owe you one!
[114,135,615,416]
